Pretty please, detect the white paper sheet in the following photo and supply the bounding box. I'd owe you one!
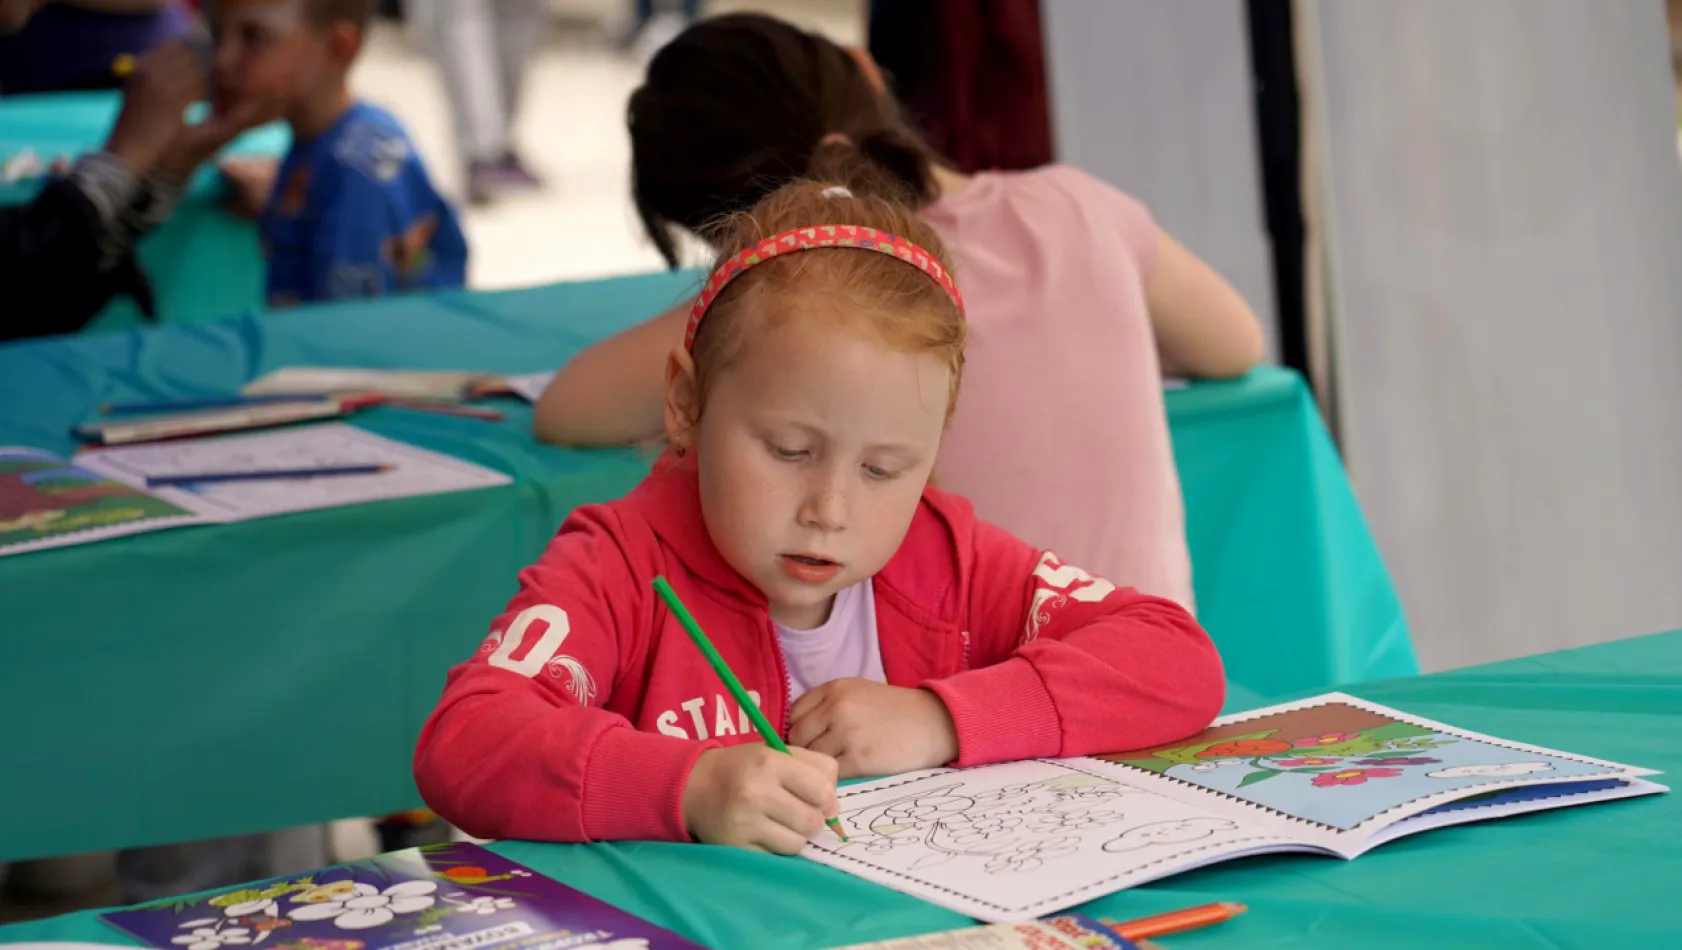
[241,367,488,400]
[77,424,511,522]
[502,373,554,403]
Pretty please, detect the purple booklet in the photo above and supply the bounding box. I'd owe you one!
[100,842,707,950]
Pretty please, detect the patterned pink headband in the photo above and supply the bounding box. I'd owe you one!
[684,224,965,351]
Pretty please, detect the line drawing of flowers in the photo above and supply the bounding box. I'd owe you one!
[983,836,1080,874]
[1354,757,1440,766]
[941,814,1022,846]
[288,881,438,930]
[1311,767,1404,788]
[1274,757,1343,768]
[172,927,251,950]
[1294,732,1359,748]
[458,896,516,916]
[1028,808,1121,833]
[861,834,919,855]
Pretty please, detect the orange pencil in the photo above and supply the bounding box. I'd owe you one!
[1104,902,1247,942]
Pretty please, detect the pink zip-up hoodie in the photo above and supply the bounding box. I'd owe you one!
[414,464,1224,844]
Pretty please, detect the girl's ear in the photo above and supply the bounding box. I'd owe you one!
[664,347,701,453]
[331,21,364,67]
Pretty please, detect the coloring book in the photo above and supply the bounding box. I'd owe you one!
[802,693,1666,922]
[1,425,508,557]
[101,843,704,950]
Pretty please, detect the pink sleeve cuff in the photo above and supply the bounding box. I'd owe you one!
[579,727,715,842]
[924,657,1063,766]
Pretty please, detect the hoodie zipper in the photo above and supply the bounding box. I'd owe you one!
[768,619,795,737]
[960,628,972,671]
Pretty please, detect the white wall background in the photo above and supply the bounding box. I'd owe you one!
[1301,0,1682,669]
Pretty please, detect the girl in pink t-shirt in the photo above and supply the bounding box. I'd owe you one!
[534,13,1263,610]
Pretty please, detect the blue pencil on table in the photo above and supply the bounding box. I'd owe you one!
[145,464,388,488]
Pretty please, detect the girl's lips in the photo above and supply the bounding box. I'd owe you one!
[780,554,840,584]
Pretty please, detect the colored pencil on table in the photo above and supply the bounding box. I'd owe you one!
[1104,902,1247,941]
[386,400,506,421]
[651,575,849,843]
[145,463,388,488]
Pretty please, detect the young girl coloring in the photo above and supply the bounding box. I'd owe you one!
[415,181,1225,853]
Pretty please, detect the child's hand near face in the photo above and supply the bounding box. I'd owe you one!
[788,679,960,779]
[104,41,208,175]
[681,743,840,854]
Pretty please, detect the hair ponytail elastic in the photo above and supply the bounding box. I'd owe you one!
[684,225,965,351]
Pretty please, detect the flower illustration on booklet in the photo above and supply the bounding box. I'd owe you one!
[101,843,706,950]
[1096,697,1622,831]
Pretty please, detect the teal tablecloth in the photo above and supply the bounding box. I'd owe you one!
[0,271,1412,861]
[0,91,289,331]
[1,632,1673,949]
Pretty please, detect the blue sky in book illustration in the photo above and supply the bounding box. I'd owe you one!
[101,843,703,950]
[1102,701,1621,830]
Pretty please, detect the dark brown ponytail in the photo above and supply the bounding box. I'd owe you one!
[628,12,942,268]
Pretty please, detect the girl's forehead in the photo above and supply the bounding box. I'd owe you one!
[722,311,952,429]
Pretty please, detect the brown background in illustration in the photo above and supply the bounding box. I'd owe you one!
[1096,703,1403,761]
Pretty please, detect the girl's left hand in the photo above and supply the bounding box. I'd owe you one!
[788,679,959,779]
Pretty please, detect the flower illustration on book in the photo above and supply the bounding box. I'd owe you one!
[1274,757,1343,768]
[458,896,516,916]
[1354,757,1440,767]
[172,927,252,950]
[1311,767,1403,788]
[1196,739,1293,758]
[1294,732,1359,748]
[287,881,438,930]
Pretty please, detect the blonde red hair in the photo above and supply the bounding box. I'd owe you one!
[686,176,966,422]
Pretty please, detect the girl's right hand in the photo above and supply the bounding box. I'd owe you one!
[681,744,840,854]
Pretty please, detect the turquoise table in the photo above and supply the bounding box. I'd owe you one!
[0,632,1673,949]
[0,271,1411,862]
[0,90,289,331]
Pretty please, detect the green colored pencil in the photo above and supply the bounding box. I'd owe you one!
[652,575,848,843]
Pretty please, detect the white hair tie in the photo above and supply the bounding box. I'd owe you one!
[821,186,854,199]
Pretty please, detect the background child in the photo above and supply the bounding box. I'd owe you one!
[415,179,1224,853]
[211,0,467,306]
[533,13,1265,613]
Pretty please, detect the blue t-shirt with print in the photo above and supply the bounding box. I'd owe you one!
[261,101,467,307]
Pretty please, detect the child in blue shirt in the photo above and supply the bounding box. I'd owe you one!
[210,0,467,307]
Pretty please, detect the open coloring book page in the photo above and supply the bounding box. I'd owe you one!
[78,424,510,523]
[802,759,1305,922]
[805,694,1664,921]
